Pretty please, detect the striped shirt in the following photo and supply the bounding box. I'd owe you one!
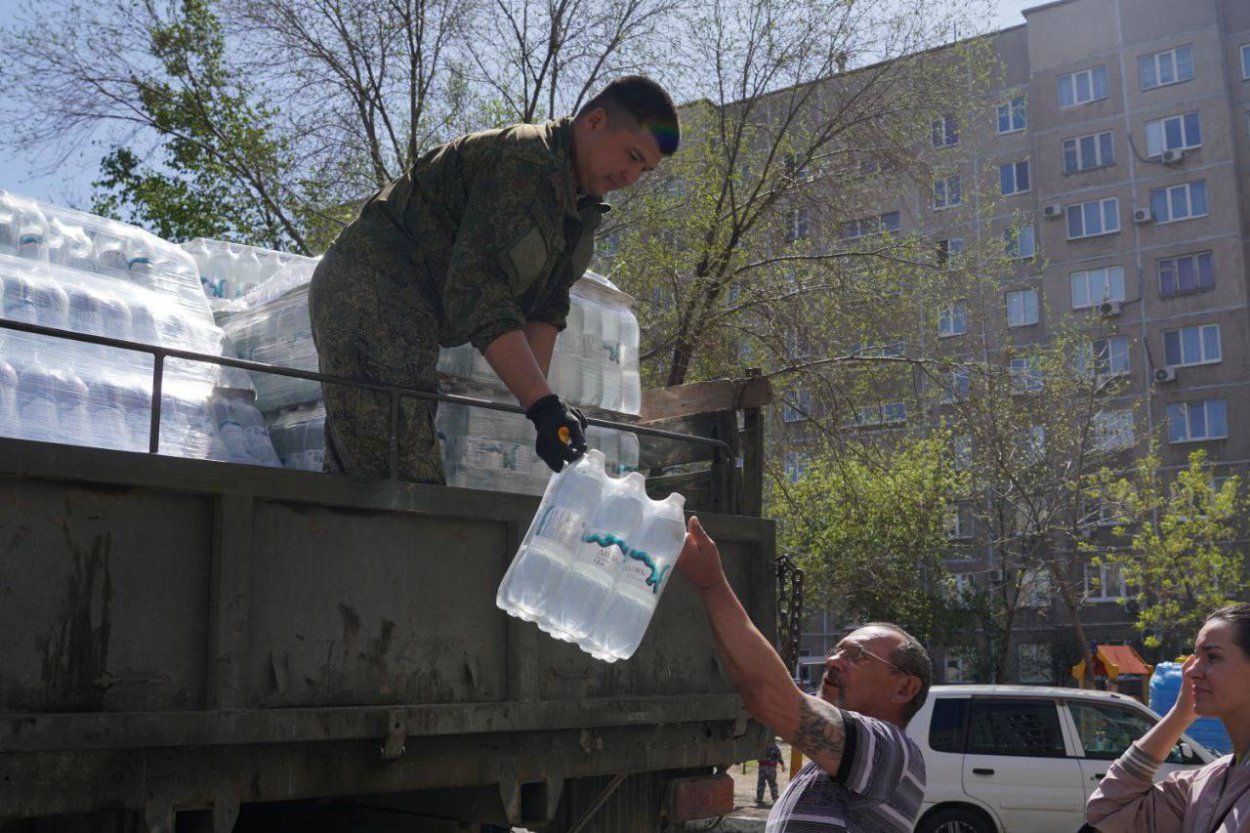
[766,710,926,833]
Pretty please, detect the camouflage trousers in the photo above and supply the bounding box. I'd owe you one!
[308,244,446,484]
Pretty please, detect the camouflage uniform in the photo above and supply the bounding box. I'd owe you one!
[309,118,608,483]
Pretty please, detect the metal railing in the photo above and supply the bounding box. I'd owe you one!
[0,318,730,480]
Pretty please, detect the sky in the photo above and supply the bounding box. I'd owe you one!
[0,0,1040,208]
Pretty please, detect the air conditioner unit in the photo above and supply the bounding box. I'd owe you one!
[1099,300,1123,317]
[1161,148,1186,165]
[987,569,1004,583]
[1042,203,1063,219]
[1133,207,1153,224]
[1154,366,1178,384]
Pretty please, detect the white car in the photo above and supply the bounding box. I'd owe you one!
[904,684,1216,833]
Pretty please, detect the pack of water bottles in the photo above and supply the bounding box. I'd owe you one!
[0,191,283,465]
[216,285,320,413]
[437,271,642,415]
[183,237,320,306]
[496,450,686,661]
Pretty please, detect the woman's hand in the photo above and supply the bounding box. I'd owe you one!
[1174,653,1201,721]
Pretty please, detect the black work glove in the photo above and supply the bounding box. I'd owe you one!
[526,394,588,472]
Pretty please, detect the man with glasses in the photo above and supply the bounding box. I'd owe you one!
[676,517,931,832]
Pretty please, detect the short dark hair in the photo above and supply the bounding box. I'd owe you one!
[578,75,680,156]
[863,621,933,725]
[1206,604,1250,658]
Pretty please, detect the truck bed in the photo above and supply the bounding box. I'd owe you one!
[0,438,775,829]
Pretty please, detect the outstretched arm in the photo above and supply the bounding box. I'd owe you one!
[678,516,848,775]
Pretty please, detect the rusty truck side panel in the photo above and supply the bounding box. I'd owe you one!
[0,437,774,826]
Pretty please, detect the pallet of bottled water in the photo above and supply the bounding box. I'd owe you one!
[496,450,686,661]
[0,191,283,465]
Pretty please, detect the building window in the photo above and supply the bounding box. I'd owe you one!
[998,96,1027,134]
[1010,356,1043,394]
[1020,570,1053,609]
[1063,130,1114,173]
[783,451,811,483]
[932,114,959,147]
[1093,408,1135,451]
[1084,561,1126,601]
[946,503,974,539]
[933,174,962,209]
[1004,225,1036,259]
[842,211,901,239]
[941,368,972,403]
[1017,642,1053,683]
[939,302,968,337]
[1145,112,1201,158]
[1150,181,1207,224]
[853,340,905,358]
[1138,45,1194,90]
[1167,399,1228,443]
[1159,251,1214,296]
[952,435,972,471]
[1058,66,1109,107]
[936,238,966,265]
[1071,266,1125,309]
[1000,160,1030,196]
[1006,288,1039,327]
[944,646,974,682]
[852,402,907,427]
[786,208,810,242]
[1163,323,1221,367]
[1067,197,1120,239]
[1080,336,1131,380]
[1243,44,1250,80]
[782,388,813,423]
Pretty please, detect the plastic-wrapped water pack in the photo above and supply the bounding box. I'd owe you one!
[183,237,320,306]
[0,192,283,466]
[496,450,685,661]
[217,285,321,413]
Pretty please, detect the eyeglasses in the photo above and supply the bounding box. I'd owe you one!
[830,642,909,675]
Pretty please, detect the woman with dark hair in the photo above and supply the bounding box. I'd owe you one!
[1086,603,1250,831]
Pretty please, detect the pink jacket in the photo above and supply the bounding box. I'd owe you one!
[1087,742,1250,832]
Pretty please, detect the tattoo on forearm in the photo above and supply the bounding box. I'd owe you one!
[796,695,846,761]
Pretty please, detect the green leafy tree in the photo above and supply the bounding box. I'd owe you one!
[775,434,971,646]
[1085,449,1248,653]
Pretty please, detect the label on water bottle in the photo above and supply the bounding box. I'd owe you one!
[533,505,584,550]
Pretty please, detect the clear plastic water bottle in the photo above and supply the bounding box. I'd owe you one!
[301,410,326,471]
[129,301,159,345]
[541,470,648,642]
[620,312,641,415]
[52,221,94,272]
[32,278,70,331]
[122,384,154,452]
[211,393,252,463]
[497,450,607,621]
[583,493,687,661]
[18,362,61,442]
[600,306,623,412]
[3,273,39,324]
[69,287,106,336]
[89,380,133,451]
[579,298,605,408]
[54,370,91,446]
[0,195,18,256]
[237,400,281,466]
[92,232,130,278]
[0,359,19,437]
[16,203,48,260]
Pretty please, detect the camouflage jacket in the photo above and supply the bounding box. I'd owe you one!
[327,117,608,351]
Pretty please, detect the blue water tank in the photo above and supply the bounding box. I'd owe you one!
[1150,661,1232,755]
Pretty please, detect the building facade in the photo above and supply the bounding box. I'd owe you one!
[788,0,1250,684]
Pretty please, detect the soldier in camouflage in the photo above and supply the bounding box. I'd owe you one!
[309,75,679,483]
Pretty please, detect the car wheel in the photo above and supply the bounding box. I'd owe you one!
[917,806,995,833]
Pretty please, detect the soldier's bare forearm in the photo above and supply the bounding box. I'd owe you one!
[483,330,553,409]
[523,321,559,376]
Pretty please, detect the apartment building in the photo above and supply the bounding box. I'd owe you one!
[787,0,1250,683]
